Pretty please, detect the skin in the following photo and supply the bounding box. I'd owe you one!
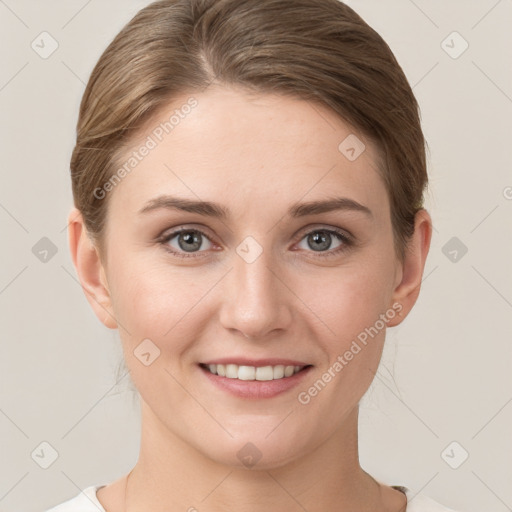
[68,84,431,512]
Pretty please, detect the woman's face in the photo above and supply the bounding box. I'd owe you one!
[83,85,423,469]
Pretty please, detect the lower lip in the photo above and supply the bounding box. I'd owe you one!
[198,365,313,399]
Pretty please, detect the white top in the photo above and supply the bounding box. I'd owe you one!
[45,484,461,511]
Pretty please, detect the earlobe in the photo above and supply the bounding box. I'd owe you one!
[67,207,118,330]
[386,209,432,328]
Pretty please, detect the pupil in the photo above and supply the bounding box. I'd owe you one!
[309,231,330,251]
[179,231,201,252]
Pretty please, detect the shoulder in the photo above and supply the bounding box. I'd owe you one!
[397,486,462,512]
[44,485,106,512]
[45,483,464,512]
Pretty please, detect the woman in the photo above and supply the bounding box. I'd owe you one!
[47,0,461,510]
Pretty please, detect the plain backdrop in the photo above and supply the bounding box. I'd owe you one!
[0,1,511,511]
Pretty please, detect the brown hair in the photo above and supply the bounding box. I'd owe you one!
[70,0,428,263]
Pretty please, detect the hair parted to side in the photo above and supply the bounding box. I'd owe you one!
[70,0,428,263]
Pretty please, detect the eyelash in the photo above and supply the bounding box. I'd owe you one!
[157,226,354,260]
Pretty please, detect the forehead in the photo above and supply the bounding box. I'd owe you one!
[108,85,388,219]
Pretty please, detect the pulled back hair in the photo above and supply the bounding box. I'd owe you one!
[70,0,428,263]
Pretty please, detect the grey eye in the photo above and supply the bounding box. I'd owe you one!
[297,230,342,252]
[168,230,213,253]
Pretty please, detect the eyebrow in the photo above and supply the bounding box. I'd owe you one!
[138,194,373,219]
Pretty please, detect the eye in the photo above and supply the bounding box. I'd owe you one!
[295,228,353,258]
[159,228,214,258]
[158,225,354,260]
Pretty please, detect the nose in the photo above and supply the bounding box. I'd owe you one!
[219,246,293,340]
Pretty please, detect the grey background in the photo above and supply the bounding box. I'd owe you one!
[1,1,511,511]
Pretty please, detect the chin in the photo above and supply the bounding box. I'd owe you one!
[199,431,307,471]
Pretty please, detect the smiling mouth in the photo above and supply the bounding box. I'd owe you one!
[199,363,313,381]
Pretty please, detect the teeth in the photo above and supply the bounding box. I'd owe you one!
[204,363,305,381]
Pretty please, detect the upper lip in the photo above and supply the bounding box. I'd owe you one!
[200,358,311,367]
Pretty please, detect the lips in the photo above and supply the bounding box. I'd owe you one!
[197,356,314,397]
[198,362,313,399]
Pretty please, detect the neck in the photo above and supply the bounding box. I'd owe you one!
[123,402,391,512]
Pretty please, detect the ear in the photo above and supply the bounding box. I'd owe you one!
[67,207,118,329]
[386,208,432,328]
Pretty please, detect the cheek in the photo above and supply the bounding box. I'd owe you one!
[109,257,219,350]
[293,257,393,407]
[297,258,392,343]
[298,267,391,415]
[108,233,394,354]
